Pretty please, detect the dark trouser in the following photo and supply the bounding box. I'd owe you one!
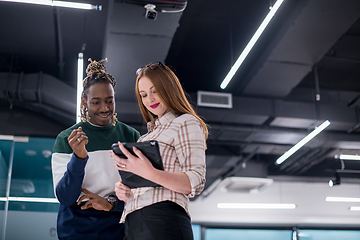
[124,201,194,240]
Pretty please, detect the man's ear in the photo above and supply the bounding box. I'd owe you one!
[81,96,87,107]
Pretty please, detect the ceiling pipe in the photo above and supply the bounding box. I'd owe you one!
[278,148,317,172]
[313,65,321,101]
[287,149,329,174]
[0,71,76,125]
[54,7,65,79]
[278,147,333,175]
[348,94,360,108]
[297,148,334,174]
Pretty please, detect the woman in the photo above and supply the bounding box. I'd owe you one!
[51,58,140,240]
[110,62,208,240]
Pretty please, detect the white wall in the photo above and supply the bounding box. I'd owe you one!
[189,179,360,227]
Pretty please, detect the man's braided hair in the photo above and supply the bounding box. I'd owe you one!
[80,58,118,125]
[82,58,116,98]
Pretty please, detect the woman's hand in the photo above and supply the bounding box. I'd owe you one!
[114,180,133,202]
[78,188,113,211]
[67,127,89,160]
[110,141,155,180]
[110,141,192,194]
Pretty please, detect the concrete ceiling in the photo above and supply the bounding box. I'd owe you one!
[1,0,360,214]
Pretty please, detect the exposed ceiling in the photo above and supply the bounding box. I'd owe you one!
[1,0,360,200]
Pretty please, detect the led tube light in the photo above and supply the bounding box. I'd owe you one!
[276,120,331,165]
[217,203,296,209]
[338,154,360,161]
[0,135,14,141]
[350,206,360,211]
[0,197,59,203]
[76,52,84,123]
[220,0,284,89]
[1,0,102,10]
[326,197,360,202]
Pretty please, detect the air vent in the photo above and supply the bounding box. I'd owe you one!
[218,177,273,193]
[197,91,232,109]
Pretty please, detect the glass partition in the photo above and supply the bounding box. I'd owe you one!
[192,224,201,240]
[0,136,59,240]
[8,137,58,213]
[298,229,360,240]
[204,228,292,240]
[0,138,13,240]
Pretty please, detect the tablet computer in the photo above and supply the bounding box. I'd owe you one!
[111,140,163,188]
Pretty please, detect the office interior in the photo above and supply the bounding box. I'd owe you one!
[1,0,360,239]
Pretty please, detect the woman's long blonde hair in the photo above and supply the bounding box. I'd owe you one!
[135,62,209,141]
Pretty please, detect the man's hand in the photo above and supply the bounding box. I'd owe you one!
[68,127,89,160]
[78,188,113,211]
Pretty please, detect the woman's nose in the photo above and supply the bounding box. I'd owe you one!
[148,93,155,101]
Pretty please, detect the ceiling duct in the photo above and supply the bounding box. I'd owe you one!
[197,91,232,109]
[217,176,273,193]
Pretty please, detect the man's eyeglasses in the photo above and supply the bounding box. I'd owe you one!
[136,62,167,75]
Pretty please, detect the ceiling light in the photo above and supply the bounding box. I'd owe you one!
[7,197,59,203]
[217,203,296,209]
[25,150,37,156]
[276,120,331,165]
[335,154,360,161]
[0,135,14,141]
[220,0,284,89]
[0,197,59,203]
[2,0,102,10]
[42,150,52,158]
[76,52,84,123]
[350,206,360,211]
[326,197,360,202]
[328,172,341,187]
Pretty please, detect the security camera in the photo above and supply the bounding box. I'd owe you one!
[144,4,157,20]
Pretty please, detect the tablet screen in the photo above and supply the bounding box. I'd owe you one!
[111,140,163,188]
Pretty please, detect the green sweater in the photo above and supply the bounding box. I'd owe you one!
[51,120,140,240]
